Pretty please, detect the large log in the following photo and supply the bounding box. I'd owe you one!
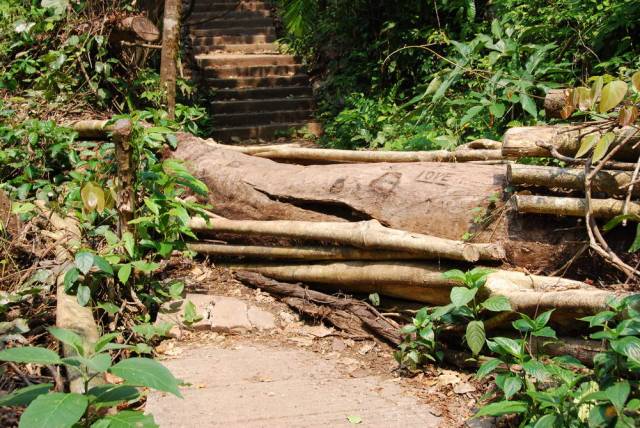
[544,89,574,119]
[502,125,640,161]
[189,218,504,262]
[513,194,640,218]
[507,164,637,196]
[174,133,585,272]
[110,16,160,43]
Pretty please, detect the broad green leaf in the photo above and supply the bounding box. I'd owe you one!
[94,332,120,353]
[605,381,630,412]
[183,300,203,325]
[443,269,466,283]
[368,293,380,306]
[522,360,549,382]
[610,336,640,365]
[450,287,477,307]
[492,337,522,357]
[48,327,84,356]
[77,285,91,307]
[629,224,640,253]
[474,400,527,417]
[81,182,106,213]
[592,132,616,162]
[75,251,94,275]
[88,385,140,409]
[481,296,512,312]
[499,375,522,400]
[118,263,132,284]
[533,414,557,428]
[0,347,61,364]
[460,105,484,125]
[19,392,87,428]
[489,102,506,118]
[109,357,182,397]
[534,310,554,329]
[520,93,537,117]
[169,281,184,298]
[97,302,120,316]
[41,0,69,17]
[598,80,627,113]
[476,358,501,379]
[122,232,135,258]
[131,261,160,273]
[632,71,640,92]
[425,76,442,95]
[466,321,485,355]
[92,256,113,275]
[575,134,599,158]
[0,383,52,407]
[63,268,80,292]
[92,411,157,428]
[532,326,557,339]
[591,76,604,101]
[603,214,640,232]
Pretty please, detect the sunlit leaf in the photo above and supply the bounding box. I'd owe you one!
[19,392,87,428]
[591,76,604,101]
[81,182,105,213]
[574,87,593,111]
[425,76,442,95]
[575,134,599,158]
[466,321,485,355]
[592,132,616,162]
[474,401,527,417]
[598,80,627,113]
[632,71,640,92]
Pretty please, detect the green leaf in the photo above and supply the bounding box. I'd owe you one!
[522,360,550,382]
[88,385,140,409]
[443,269,466,283]
[489,103,506,118]
[77,284,91,307]
[183,300,203,325]
[499,374,522,400]
[425,76,442,95]
[0,383,52,407]
[63,268,80,291]
[532,326,557,339]
[97,302,120,316]
[533,414,557,428]
[368,293,380,306]
[118,263,132,284]
[0,347,61,364]
[520,93,537,117]
[92,256,113,275]
[48,327,84,356]
[599,80,628,113]
[592,132,616,162]
[109,358,182,397]
[92,411,157,428]
[19,392,88,428]
[466,321,485,355]
[534,310,554,329]
[629,224,640,253]
[474,401,527,417]
[575,134,599,158]
[460,105,484,125]
[122,232,135,258]
[75,251,94,275]
[450,287,477,307]
[591,76,604,101]
[81,182,105,213]
[476,358,502,379]
[481,296,512,312]
[632,71,640,92]
[606,381,630,412]
[169,281,184,298]
[131,261,160,274]
[94,333,120,353]
[492,337,522,358]
[610,336,640,365]
[346,415,362,425]
[604,215,640,232]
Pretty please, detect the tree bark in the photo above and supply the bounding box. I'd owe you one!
[544,89,574,119]
[187,242,432,261]
[110,16,160,44]
[502,125,640,161]
[512,194,640,218]
[189,217,505,262]
[160,0,182,119]
[508,164,638,196]
[112,119,135,236]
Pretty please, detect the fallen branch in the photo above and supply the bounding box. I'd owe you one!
[189,217,505,262]
[507,164,639,196]
[512,194,640,218]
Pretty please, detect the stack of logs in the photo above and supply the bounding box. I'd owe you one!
[70,111,638,361]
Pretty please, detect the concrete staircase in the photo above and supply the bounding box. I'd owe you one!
[187,0,319,142]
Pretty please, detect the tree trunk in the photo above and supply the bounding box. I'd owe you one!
[507,164,637,196]
[189,217,505,262]
[160,0,182,119]
[112,120,135,236]
[512,194,640,218]
[502,125,640,161]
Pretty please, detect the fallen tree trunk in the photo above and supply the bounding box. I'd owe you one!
[189,217,505,262]
[109,16,160,44]
[234,271,402,345]
[220,261,616,322]
[512,194,640,218]
[502,125,640,161]
[187,242,430,261]
[508,164,637,196]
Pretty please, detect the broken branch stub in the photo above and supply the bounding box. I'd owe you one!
[189,217,505,262]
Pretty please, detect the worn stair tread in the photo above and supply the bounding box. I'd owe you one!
[197,56,298,68]
[193,1,269,11]
[206,74,310,89]
[210,97,314,113]
[211,109,314,126]
[188,10,271,20]
[191,27,276,37]
[214,86,313,100]
[194,43,279,54]
[201,64,303,79]
[210,121,321,141]
[190,17,273,29]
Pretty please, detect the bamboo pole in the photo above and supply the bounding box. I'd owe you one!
[507,164,637,196]
[188,217,506,262]
[502,125,640,161]
[512,194,640,218]
[187,242,429,260]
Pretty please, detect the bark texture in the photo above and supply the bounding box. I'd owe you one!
[160,0,181,119]
[513,194,640,218]
[110,16,160,43]
[112,119,134,235]
[544,89,574,119]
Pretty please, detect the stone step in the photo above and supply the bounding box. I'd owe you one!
[190,17,273,30]
[211,121,320,142]
[202,64,303,79]
[210,97,314,114]
[196,54,297,67]
[190,34,276,46]
[214,86,312,100]
[212,109,314,126]
[191,26,276,37]
[206,74,310,89]
[193,43,279,55]
[188,9,271,21]
[192,1,269,12]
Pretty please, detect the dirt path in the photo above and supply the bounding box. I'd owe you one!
[146,263,481,427]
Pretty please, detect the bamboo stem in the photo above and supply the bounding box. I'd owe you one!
[512,194,640,218]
